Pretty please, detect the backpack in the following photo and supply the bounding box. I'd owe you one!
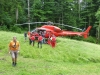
[38,36,43,41]
[52,37,56,41]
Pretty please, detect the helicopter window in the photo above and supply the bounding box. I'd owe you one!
[37,29,46,35]
[37,30,45,33]
[31,29,37,33]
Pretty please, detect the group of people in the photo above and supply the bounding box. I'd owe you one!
[25,31,56,48]
[27,31,45,48]
[8,31,56,67]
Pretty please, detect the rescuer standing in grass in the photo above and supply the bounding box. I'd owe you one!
[9,36,20,66]
[50,34,56,48]
[30,33,35,46]
[38,34,43,48]
[24,32,27,42]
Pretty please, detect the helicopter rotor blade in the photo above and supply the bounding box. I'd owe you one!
[15,22,83,31]
[54,23,83,31]
[15,22,49,26]
[62,24,82,31]
[15,24,24,25]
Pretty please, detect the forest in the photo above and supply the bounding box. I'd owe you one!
[0,0,100,43]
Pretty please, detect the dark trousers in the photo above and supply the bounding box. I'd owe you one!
[29,39,35,46]
[38,41,42,48]
[29,39,32,45]
[32,40,35,46]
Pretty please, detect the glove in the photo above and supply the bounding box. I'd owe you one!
[9,52,11,54]
[17,50,19,53]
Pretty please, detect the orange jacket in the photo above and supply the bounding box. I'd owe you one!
[9,41,20,51]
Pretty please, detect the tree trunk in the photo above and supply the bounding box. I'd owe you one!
[16,8,18,24]
[98,20,100,43]
[28,0,30,31]
[78,0,80,20]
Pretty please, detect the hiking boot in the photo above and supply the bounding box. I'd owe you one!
[12,62,15,66]
[15,63,17,66]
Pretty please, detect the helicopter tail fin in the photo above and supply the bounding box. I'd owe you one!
[83,26,92,38]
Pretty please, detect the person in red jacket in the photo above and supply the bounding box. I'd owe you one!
[30,35,35,46]
[34,32,39,40]
[50,34,56,48]
[47,32,52,45]
[38,34,43,48]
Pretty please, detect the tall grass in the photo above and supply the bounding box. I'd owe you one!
[0,31,100,63]
[1,31,100,75]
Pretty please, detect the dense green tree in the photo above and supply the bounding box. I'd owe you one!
[95,8,100,43]
[0,0,100,38]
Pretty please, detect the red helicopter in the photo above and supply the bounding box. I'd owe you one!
[33,24,92,38]
[16,22,92,38]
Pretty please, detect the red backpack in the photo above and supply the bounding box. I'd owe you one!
[52,37,56,41]
[38,36,43,41]
[31,36,35,40]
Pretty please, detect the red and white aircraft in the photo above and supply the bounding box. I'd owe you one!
[16,22,92,38]
[33,24,92,38]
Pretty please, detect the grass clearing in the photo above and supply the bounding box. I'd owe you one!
[0,31,100,75]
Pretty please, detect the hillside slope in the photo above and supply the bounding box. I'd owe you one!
[0,31,100,75]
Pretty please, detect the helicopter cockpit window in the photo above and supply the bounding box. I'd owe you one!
[31,29,37,33]
[37,29,46,35]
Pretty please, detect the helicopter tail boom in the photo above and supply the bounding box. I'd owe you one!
[83,26,92,38]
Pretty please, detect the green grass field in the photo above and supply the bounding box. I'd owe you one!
[0,31,100,75]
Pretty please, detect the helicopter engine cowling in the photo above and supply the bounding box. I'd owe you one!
[41,25,61,33]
